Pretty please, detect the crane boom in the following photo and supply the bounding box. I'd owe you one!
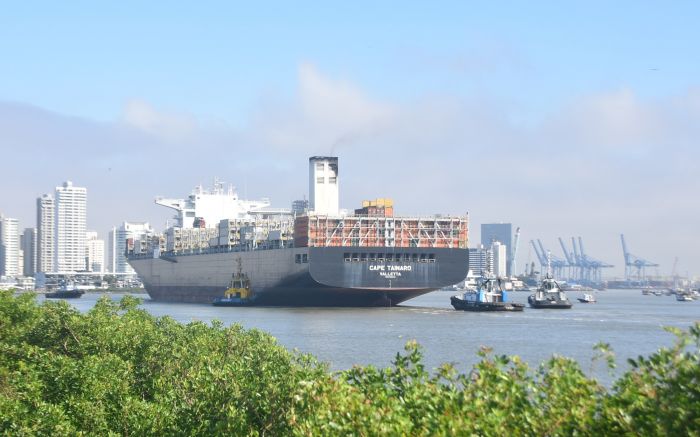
[620,234,630,265]
[511,227,520,276]
[558,237,574,264]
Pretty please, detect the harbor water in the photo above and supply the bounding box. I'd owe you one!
[49,288,698,383]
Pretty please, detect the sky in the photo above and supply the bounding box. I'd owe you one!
[1,1,699,278]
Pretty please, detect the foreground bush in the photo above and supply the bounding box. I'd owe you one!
[0,290,698,436]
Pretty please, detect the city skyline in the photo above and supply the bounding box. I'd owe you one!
[1,2,698,277]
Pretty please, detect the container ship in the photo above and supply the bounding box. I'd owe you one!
[127,157,469,306]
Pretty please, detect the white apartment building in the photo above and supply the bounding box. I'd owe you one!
[0,215,20,278]
[36,194,55,273]
[491,241,508,278]
[20,228,37,277]
[109,222,153,275]
[54,181,87,273]
[468,245,493,277]
[85,231,105,273]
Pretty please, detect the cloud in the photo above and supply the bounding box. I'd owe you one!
[122,99,197,141]
[1,64,699,276]
[248,63,396,155]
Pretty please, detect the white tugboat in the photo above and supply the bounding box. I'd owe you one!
[528,255,572,309]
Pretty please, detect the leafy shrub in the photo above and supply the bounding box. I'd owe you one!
[0,290,698,436]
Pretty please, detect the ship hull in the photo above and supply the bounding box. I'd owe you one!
[128,246,469,306]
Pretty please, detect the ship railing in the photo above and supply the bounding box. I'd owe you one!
[127,240,296,260]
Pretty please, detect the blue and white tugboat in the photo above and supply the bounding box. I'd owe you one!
[451,276,524,312]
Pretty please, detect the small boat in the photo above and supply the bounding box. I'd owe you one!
[577,293,596,303]
[528,274,572,309]
[676,292,694,302]
[641,288,652,295]
[451,276,524,312]
[212,258,254,307]
[653,290,663,296]
[45,282,84,299]
[45,289,84,299]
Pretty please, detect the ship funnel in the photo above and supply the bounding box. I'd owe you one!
[309,156,339,216]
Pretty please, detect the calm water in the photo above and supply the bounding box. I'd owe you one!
[46,289,698,382]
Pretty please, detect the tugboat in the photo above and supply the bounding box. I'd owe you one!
[528,274,572,309]
[45,281,84,299]
[577,293,597,303]
[451,276,525,312]
[212,258,254,307]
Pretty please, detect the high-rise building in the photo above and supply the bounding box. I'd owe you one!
[291,199,309,216]
[491,241,507,278]
[309,156,339,216]
[54,181,87,273]
[109,222,153,275]
[85,231,105,273]
[20,228,37,277]
[468,245,492,276]
[36,194,55,273]
[0,215,20,278]
[481,223,513,276]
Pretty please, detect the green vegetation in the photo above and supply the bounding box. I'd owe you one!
[1,290,698,436]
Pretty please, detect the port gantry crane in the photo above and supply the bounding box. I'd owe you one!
[510,227,520,277]
[558,237,576,279]
[531,237,613,284]
[620,234,659,284]
[574,236,613,283]
[530,239,567,278]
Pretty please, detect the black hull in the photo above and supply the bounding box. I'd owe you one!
[149,284,434,307]
[450,296,524,312]
[529,304,572,309]
[129,246,469,307]
[212,300,255,307]
[45,291,84,299]
[528,300,573,309]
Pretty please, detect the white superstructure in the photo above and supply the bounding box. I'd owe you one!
[36,194,55,273]
[0,215,20,278]
[155,179,272,228]
[308,156,339,216]
[54,181,87,273]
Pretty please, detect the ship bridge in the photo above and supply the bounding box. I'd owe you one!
[155,179,273,228]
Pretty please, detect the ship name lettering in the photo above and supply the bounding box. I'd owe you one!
[369,265,412,272]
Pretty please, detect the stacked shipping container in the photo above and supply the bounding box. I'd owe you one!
[294,215,468,249]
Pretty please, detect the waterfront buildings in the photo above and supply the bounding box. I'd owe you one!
[491,241,507,278]
[85,231,105,273]
[108,222,154,275]
[291,199,309,216]
[20,228,37,277]
[54,181,87,273]
[36,194,55,273]
[468,245,492,276]
[0,215,20,278]
[481,223,513,276]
